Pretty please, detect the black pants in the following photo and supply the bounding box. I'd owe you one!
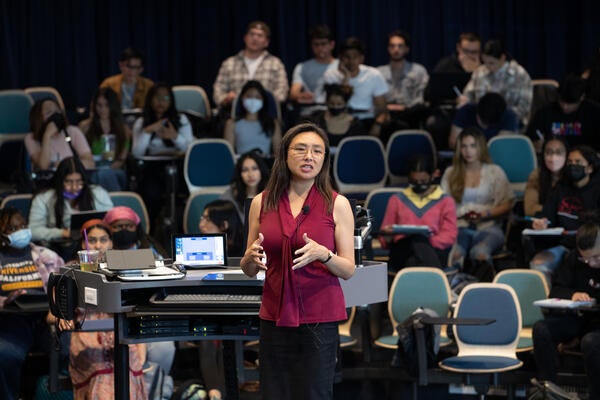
[388,234,448,272]
[533,314,600,398]
[259,320,338,400]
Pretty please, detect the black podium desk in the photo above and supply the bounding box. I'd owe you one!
[68,261,388,400]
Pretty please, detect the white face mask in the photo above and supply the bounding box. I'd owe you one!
[243,98,263,114]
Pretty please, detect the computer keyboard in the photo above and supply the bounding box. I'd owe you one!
[152,293,262,308]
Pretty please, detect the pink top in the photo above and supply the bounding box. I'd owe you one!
[379,186,457,250]
[25,126,92,168]
[259,185,347,327]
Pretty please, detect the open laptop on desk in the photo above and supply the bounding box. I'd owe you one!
[173,233,228,269]
[70,211,107,240]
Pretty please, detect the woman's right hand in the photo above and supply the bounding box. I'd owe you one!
[145,119,167,134]
[532,218,549,230]
[61,229,71,239]
[241,233,267,276]
[43,121,58,138]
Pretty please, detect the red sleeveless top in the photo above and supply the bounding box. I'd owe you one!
[258,185,347,327]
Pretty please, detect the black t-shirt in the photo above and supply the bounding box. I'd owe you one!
[526,100,600,150]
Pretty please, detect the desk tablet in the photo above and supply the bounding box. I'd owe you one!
[391,224,431,235]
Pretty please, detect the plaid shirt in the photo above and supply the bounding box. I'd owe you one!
[463,60,533,125]
[213,51,289,104]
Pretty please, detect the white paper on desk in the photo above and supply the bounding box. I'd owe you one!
[522,227,565,236]
[533,298,596,309]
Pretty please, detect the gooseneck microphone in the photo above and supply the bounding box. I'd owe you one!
[302,205,310,215]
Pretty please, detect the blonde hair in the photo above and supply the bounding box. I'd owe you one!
[447,127,491,202]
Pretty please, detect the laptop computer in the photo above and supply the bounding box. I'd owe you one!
[70,210,107,240]
[172,233,228,269]
[424,72,471,104]
[106,248,156,271]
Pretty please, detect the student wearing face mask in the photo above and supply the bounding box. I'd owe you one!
[102,206,166,259]
[0,207,65,400]
[308,84,364,147]
[379,155,457,271]
[530,145,600,284]
[224,80,281,156]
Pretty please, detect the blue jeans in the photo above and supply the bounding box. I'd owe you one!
[0,313,52,400]
[455,225,504,264]
[146,341,176,374]
[530,245,567,288]
[92,167,127,192]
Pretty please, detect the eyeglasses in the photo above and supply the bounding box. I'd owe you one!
[63,179,84,187]
[544,150,566,156]
[578,254,600,266]
[200,215,211,222]
[459,47,480,55]
[126,64,143,70]
[111,222,136,232]
[87,236,110,245]
[289,146,325,159]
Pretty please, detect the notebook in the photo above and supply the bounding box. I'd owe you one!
[173,233,228,269]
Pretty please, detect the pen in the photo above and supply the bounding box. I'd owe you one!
[452,86,462,97]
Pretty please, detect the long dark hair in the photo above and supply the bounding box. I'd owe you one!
[230,151,270,210]
[538,137,568,205]
[51,157,95,229]
[29,98,70,142]
[141,82,181,130]
[204,200,243,256]
[264,123,333,212]
[237,80,275,137]
[85,87,128,157]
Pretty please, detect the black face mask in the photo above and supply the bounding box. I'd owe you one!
[410,181,431,194]
[566,164,587,183]
[112,230,138,249]
[328,107,345,116]
[45,112,67,132]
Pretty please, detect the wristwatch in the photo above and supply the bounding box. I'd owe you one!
[323,250,334,264]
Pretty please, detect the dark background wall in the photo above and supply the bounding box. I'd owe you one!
[1,0,599,113]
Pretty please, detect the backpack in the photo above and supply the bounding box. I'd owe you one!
[144,361,174,400]
[391,307,441,379]
[171,379,208,400]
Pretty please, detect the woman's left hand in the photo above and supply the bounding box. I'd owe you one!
[292,233,329,270]
[158,120,178,140]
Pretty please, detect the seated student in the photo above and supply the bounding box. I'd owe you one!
[308,84,365,147]
[224,80,282,157]
[99,47,154,110]
[0,207,65,400]
[196,199,245,400]
[529,146,600,283]
[441,127,513,281]
[532,218,600,399]
[199,200,244,257]
[29,157,113,248]
[68,219,147,400]
[379,155,457,270]
[79,87,131,191]
[220,151,270,223]
[102,206,166,259]
[25,98,95,172]
[448,92,519,149]
[131,82,193,224]
[524,137,568,217]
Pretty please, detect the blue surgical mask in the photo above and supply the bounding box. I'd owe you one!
[243,98,263,114]
[8,228,32,249]
[63,190,81,200]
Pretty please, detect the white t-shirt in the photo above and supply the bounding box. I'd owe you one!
[244,53,266,79]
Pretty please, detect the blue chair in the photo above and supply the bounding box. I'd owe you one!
[183,139,235,193]
[172,85,211,120]
[439,283,522,397]
[363,188,404,259]
[1,194,33,218]
[375,267,452,349]
[24,87,65,110]
[333,136,387,199]
[108,191,150,234]
[0,90,34,138]
[493,269,548,352]
[183,189,225,234]
[386,130,436,186]
[488,134,537,199]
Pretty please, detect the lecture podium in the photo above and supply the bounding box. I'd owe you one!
[66,261,387,400]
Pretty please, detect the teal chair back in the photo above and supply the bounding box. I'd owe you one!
[389,267,451,328]
[0,90,34,134]
[488,135,537,198]
[172,85,211,119]
[1,194,33,219]
[184,140,235,193]
[386,130,436,185]
[494,269,548,328]
[183,189,224,233]
[108,192,150,234]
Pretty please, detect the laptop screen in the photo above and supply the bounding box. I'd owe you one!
[173,233,228,268]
